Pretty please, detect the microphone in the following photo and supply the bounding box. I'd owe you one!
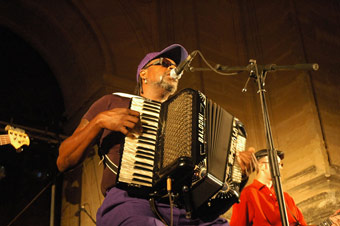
[170,51,196,79]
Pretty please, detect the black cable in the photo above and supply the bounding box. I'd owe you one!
[149,197,169,226]
[167,177,173,226]
[78,204,96,225]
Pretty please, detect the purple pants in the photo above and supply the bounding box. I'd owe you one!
[96,187,229,226]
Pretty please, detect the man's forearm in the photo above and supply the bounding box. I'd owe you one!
[57,118,102,172]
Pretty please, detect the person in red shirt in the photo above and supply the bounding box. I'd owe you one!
[230,149,307,226]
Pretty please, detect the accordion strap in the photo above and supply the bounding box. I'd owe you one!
[103,154,118,175]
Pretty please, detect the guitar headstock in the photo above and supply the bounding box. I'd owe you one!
[5,125,30,150]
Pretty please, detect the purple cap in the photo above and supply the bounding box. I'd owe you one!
[136,44,188,81]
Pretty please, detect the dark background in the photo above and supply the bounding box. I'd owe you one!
[0,27,63,226]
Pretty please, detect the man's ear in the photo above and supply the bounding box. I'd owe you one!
[140,69,147,79]
[258,163,265,172]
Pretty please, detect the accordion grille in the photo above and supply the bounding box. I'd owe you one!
[162,92,193,169]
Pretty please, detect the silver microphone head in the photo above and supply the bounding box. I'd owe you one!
[170,68,183,80]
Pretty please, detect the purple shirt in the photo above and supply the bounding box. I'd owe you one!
[83,94,130,195]
[84,94,229,226]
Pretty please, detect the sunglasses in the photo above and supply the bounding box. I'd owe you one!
[260,161,284,168]
[143,57,176,69]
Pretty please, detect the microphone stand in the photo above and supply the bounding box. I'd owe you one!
[248,59,289,226]
[190,60,318,226]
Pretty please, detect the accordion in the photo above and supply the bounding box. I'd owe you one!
[116,88,247,219]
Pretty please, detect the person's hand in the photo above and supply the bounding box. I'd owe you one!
[237,147,256,176]
[97,108,142,137]
[330,209,340,226]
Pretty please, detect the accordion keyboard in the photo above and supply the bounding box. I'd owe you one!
[118,97,161,187]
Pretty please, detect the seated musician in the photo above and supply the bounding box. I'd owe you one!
[230,149,307,226]
[57,44,255,226]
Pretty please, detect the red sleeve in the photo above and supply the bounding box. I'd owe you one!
[284,193,307,225]
[295,207,307,226]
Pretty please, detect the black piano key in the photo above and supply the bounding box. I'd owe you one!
[142,104,161,112]
[141,117,159,124]
[138,105,158,111]
[137,146,155,153]
[141,113,159,120]
[141,118,158,125]
[141,129,158,136]
[140,115,158,123]
[132,177,153,185]
[136,150,155,158]
[142,126,158,132]
[135,160,153,168]
[138,139,155,146]
[143,100,161,107]
[138,134,157,142]
[134,165,153,172]
[133,172,153,179]
[138,135,156,142]
[141,123,158,131]
[135,154,154,161]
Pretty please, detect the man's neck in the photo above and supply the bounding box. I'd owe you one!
[256,176,273,189]
[141,87,173,102]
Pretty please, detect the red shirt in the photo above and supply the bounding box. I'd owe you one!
[230,179,307,226]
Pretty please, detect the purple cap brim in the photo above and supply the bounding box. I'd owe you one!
[136,44,188,81]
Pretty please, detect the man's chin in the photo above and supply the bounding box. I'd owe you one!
[164,75,178,82]
[161,83,177,95]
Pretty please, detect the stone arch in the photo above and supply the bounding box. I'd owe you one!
[0,1,113,132]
